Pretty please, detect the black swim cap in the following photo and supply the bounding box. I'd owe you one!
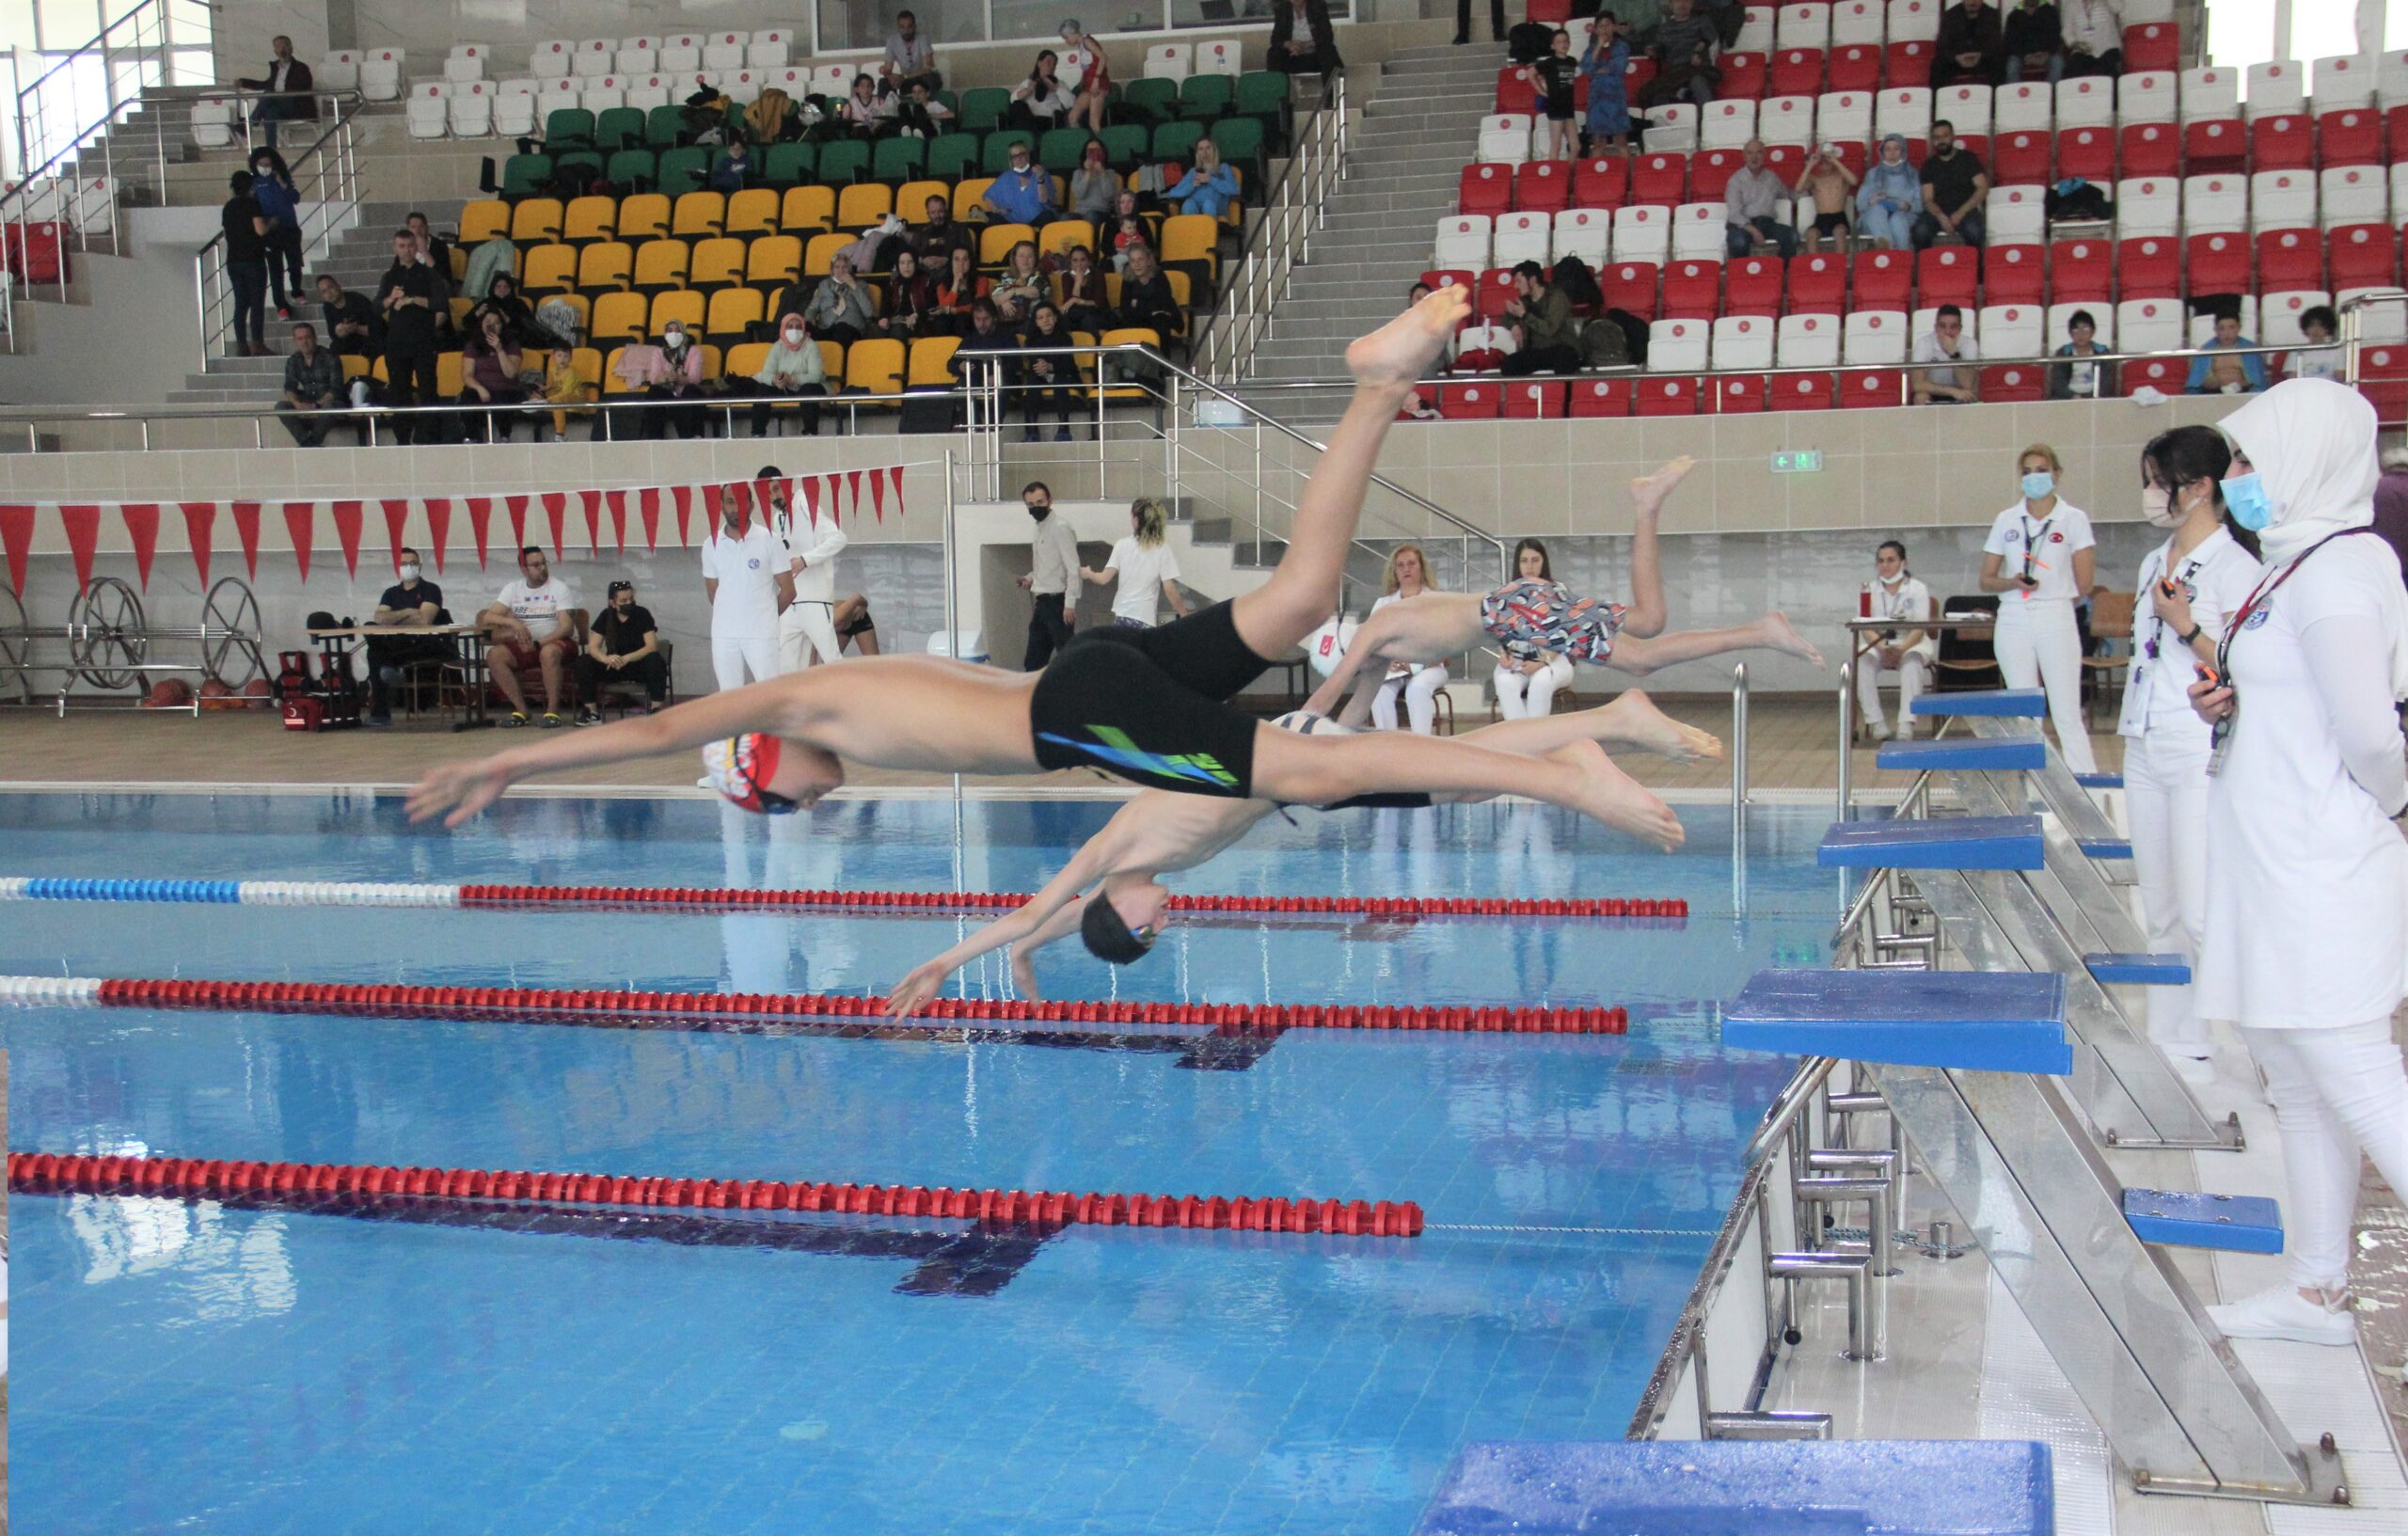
[1080,893,1156,964]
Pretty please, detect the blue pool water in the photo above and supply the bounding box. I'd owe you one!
[3,792,1836,1536]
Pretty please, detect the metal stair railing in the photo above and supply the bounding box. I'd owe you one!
[1192,73,1346,387]
[190,93,367,370]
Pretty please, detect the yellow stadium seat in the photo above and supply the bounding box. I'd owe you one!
[817,340,847,380]
[649,289,705,336]
[601,345,641,395]
[1158,214,1219,281]
[781,184,836,234]
[571,345,603,382]
[371,356,388,384]
[562,195,617,244]
[672,191,726,238]
[617,193,671,243]
[907,336,960,388]
[436,351,466,396]
[725,188,780,237]
[689,236,747,288]
[698,343,724,384]
[1097,327,1162,400]
[509,198,563,245]
[522,243,579,294]
[459,199,511,245]
[835,182,893,230]
[631,238,689,291]
[450,245,467,282]
[843,337,905,404]
[575,241,632,293]
[895,179,952,222]
[450,296,475,328]
[705,286,764,339]
[590,292,649,342]
[1039,219,1098,261]
[803,231,850,277]
[340,353,372,381]
[953,178,993,218]
[980,222,1036,265]
[546,293,592,336]
[726,341,771,382]
[745,234,802,288]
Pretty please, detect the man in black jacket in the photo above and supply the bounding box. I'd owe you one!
[376,229,445,445]
[316,274,383,358]
[1272,0,1343,76]
[235,35,317,151]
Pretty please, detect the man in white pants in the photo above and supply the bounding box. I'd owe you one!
[700,492,790,690]
[1855,539,1937,739]
[767,468,849,672]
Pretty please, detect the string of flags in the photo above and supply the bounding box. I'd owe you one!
[0,466,913,596]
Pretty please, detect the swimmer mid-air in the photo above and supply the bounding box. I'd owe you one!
[406,291,1677,842]
[1302,458,1827,728]
[880,693,1720,1016]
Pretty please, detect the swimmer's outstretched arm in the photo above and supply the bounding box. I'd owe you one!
[885,836,1112,1017]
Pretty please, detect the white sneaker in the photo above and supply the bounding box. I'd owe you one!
[1866,723,1893,742]
[2208,1284,2356,1347]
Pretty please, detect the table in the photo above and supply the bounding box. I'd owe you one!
[306,624,494,731]
[1844,613,1996,666]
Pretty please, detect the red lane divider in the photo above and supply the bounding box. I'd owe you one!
[8,1151,1424,1239]
[456,883,1687,921]
[89,977,1629,1035]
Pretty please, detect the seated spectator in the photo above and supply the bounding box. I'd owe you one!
[277,322,349,446]
[2046,309,2116,399]
[1639,0,1719,109]
[990,240,1049,330]
[915,194,976,270]
[750,315,828,437]
[881,10,943,93]
[893,80,953,138]
[575,579,668,724]
[1108,211,1149,272]
[1115,242,1181,339]
[1018,301,1079,441]
[2289,305,2343,383]
[2186,313,2266,395]
[233,34,316,151]
[2001,0,2064,84]
[479,546,582,728]
[1270,0,1343,78]
[469,272,536,349]
[1057,20,1113,136]
[404,213,452,290]
[1791,145,1857,254]
[1069,140,1119,223]
[1855,540,1936,740]
[835,73,883,140]
[457,309,528,443]
[934,245,992,334]
[1008,50,1075,130]
[952,299,1018,427]
[2060,0,2123,78]
[1856,135,1919,250]
[1912,119,1988,249]
[981,140,1056,227]
[316,274,382,357]
[541,342,594,442]
[1057,245,1109,332]
[710,138,752,194]
[1723,138,1797,260]
[365,546,450,726]
[1165,137,1241,220]
[803,253,877,345]
[1498,260,1579,375]
[1932,0,2005,88]
[880,248,942,342]
[1910,304,1982,403]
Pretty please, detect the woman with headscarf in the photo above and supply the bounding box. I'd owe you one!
[1978,441,2098,773]
[1856,135,1920,251]
[2188,378,2408,1352]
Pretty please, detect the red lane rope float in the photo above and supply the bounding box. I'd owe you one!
[87,977,1630,1035]
[455,883,1688,921]
[8,1152,1424,1239]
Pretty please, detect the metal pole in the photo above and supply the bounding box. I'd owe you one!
[943,449,962,806]
[1836,660,1854,822]
[1731,661,1749,820]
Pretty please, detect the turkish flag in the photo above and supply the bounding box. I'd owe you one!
[0,505,32,596]
[464,498,493,569]
[281,501,315,582]
[329,499,365,579]
[702,482,724,536]
[177,502,216,589]
[887,465,906,520]
[58,504,102,593]
[120,503,160,590]
[231,501,262,579]
[800,477,821,527]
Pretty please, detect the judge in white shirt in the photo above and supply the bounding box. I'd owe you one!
[700,492,792,691]
[1978,441,2099,772]
[767,468,849,671]
[1855,540,1937,739]
[1080,497,1189,629]
[1369,544,1449,735]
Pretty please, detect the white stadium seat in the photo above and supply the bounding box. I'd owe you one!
[811,65,852,99]
[449,81,493,136]
[1198,39,1243,76]
[1831,0,1882,46]
[2244,60,2305,119]
[2321,165,2385,227]
[2115,177,2182,238]
[320,50,359,91]
[1613,204,1671,262]
[358,49,404,101]
[1987,183,2046,245]
[1700,99,1756,149]
[2259,290,2330,342]
[1145,43,1193,81]
[750,28,793,68]
[1552,208,1610,267]
[2380,51,2408,110]
[2180,67,2240,121]
[2055,75,2114,129]
[493,90,537,136]
[2393,164,2408,224]
[581,82,626,115]
[2117,71,2177,125]
[659,38,703,73]
[1876,87,1931,139]
[445,45,487,84]
[1712,313,1776,369]
[1735,8,1776,52]
[1843,310,1909,364]
[1479,114,1533,164]
[1817,90,1874,141]
[618,43,658,73]
[2251,168,2316,229]
[406,90,449,139]
[1757,94,1816,146]
[2336,289,2408,342]
[703,33,748,71]
[2183,173,2248,234]
[1643,103,1698,151]
[2046,302,2112,353]
[1494,212,1551,267]
[1977,303,2042,357]
[1777,312,1842,366]
[2115,296,2185,354]
[1887,0,1941,42]
[531,40,574,79]
[575,39,615,78]
[190,96,233,150]
[626,77,672,112]
[2312,55,2376,110]
[1649,318,1709,372]
[1434,215,1492,268]
[1936,84,1991,135]
[1993,81,2050,132]
[1672,201,1725,261]
[1775,3,1830,50]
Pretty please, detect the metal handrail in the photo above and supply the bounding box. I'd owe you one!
[1194,72,1345,384]
[2338,290,2408,424]
[191,91,367,371]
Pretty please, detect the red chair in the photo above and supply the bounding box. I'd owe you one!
[1715,373,1767,412]
[1459,163,1513,217]
[1788,251,1846,312]
[1719,51,1769,99]
[1884,40,1931,87]
[2122,356,2187,396]
[1602,261,1660,319]
[1634,375,1701,416]
[1981,364,2048,402]
[1828,44,1881,92]
[2328,225,2400,292]
[1527,0,1571,20]
[1630,152,1687,204]
[2116,237,2179,299]
[1572,155,1630,209]
[1950,132,1990,167]
[1568,376,1632,416]
[1768,48,1825,97]
[1401,385,1439,420]
[2048,238,2114,303]
[1420,267,1476,296]
[1515,160,1573,214]
[2257,227,2323,291]
[2389,106,2408,162]
[1440,382,1501,420]
[1500,379,1567,418]
[1475,267,1521,320]
[1985,244,2048,304]
[1916,245,1978,309]
[1991,131,2051,185]
[1623,55,1657,100]
[1837,367,1907,407]
[2183,232,2249,296]
[2118,122,2180,179]
[1727,255,1784,314]
[1662,259,1723,319]
[2316,109,2382,166]
[1690,149,1745,201]
[1494,66,1533,114]
[1853,248,1911,309]
[2249,114,2314,172]
[2358,343,2408,423]
[2184,119,2246,175]
[2057,126,2115,182]
[2123,23,2178,73]
[1769,371,1835,410]
[1763,145,1805,186]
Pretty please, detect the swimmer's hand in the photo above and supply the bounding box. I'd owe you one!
[884,958,950,1019]
[406,755,518,828]
[1009,947,1042,1004]
[2187,670,2233,726]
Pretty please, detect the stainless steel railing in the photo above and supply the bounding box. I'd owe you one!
[1192,71,1345,385]
[191,90,366,371]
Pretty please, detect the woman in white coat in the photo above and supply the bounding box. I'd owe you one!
[1494,539,1576,720]
[1370,543,1448,734]
[2119,425,2262,1084]
[2188,379,2408,1350]
[1978,442,2099,773]
[770,468,849,672]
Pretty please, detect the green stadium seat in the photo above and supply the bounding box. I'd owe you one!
[872,135,927,182]
[543,108,594,150]
[1177,75,1233,122]
[1100,124,1149,168]
[644,104,686,149]
[1117,77,1177,125]
[1210,117,1265,182]
[1038,127,1093,174]
[501,153,553,198]
[762,141,815,187]
[958,87,1010,135]
[594,106,645,152]
[1235,71,1292,147]
[816,139,869,185]
[927,132,979,182]
[1150,120,1203,164]
[657,146,710,191]
[554,150,604,182]
[605,149,657,189]
[982,128,1036,173]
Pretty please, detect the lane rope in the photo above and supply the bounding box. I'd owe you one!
[0,876,1687,922]
[8,1151,1424,1239]
[0,975,1632,1036]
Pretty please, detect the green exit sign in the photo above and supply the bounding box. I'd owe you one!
[1771,450,1824,473]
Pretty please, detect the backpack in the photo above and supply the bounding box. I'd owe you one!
[1551,255,1603,311]
[1508,22,1556,63]
[2045,181,2113,222]
[1579,316,1630,369]
[1604,307,1649,366]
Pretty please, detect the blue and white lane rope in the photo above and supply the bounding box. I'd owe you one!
[0,878,458,907]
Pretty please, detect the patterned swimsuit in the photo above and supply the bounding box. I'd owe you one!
[1480,578,1627,664]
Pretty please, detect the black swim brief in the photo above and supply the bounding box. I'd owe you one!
[1027,600,1276,797]
[1812,211,1848,236]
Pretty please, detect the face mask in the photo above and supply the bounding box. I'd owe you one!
[2020,470,2054,500]
[2225,470,2275,531]
[784,328,805,343]
[1027,503,1051,521]
[398,562,420,582]
[2140,486,2179,528]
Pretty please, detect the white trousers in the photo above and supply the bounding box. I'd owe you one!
[1854,654,1929,736]
[1991,603,2097,773]
[1373,663,1449,734]
[778,600,843,673]
[710,633,782,691]
[1495,655,1574,719]
[2123,724,2212,1053]
[2241,1018,2408,1290]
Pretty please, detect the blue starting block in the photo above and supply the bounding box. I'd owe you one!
[2121,1188,2284,1255]
[1819,815,2045,871]
[2078,836,2135,861]
[2084,953,2192,987]
[2075,772,2125,791]
[1876,736,2049,772]
[1910,688,2048,719]
[1722,969,2073,1075]
[1414,1439,2055,1536]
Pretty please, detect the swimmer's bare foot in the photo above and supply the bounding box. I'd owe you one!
[1600,689,1723,763]
[1552,739,1685,852]
[1629,456,1696,521]
[1346,288,1470,389]
[1759,610,1826,669]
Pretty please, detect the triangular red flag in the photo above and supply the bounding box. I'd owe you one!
[781,478,800,530]
[120,503,160,590]
[867,471,887,524]
[578,488,604,553]
[177,502,215,590]
[329,500,365,579]
[503,494,530,556]
[281,501,315,582]
[378,499,412,572]
[800,476,821,528]
[702,482,724,538]
[422,499,452,572]
[0,505,32,596]
[887,465,906,521]
[671,484,693,546]
[605,489,629,550]
[638,487,660,549]
[539,492,567,556]
[845,470,864,523]
[58,504,101,594]
[230,501,262,579]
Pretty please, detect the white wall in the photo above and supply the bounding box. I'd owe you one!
[0,206,215,406]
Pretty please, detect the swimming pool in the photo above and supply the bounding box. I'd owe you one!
[4,792,1837,1535]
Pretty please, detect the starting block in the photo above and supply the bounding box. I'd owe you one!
[1819,816,2044,871]
[1722,968,2072,1074]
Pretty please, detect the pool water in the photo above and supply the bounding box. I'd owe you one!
[3,793,1837,1536]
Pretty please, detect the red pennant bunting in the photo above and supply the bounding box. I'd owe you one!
[845,470,864,523]
[800,476,821,527]
[605,489,629,550]
[867,472,886,523]
[120,504,160,590]
[887,465,906,521]
[329,500,365,579]
[0,505,32,597]
[503,494,530,555]
[281,501,315,582]
[638,487,660,549]
[58,504,101,594]
[422,499,452,571]
[177,502,215,590]
[702,482,724,538]
[671,484,693,546]
[578,488,604,553]
[230,501,262,579]
[378,499,412,572]
[539,492,567,556]
[781,478,800,529]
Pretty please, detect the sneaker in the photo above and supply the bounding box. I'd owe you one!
[501,711,530,728]
[540,711,565,729]
[1865,723,1893,742]
[574,706,601,727]
[1053,426,1072,441]
[1021,426,1040,443]
[2207,1284,2356,1347]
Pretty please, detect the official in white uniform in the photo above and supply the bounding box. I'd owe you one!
[1855,539,1937,739]
[2190,380,2408,1351]
[768,471,848,672]
[1370,543,1447,734]
[700,497,788,690]
[1978,443,2099,773]
[2117,425,2263,1082]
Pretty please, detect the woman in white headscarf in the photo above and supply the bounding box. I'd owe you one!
[2189,377,2408,1351]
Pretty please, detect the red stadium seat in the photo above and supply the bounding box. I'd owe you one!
[2057,126,2115,182]
[1837,368,1907,407]
[1769,49,1825,97]
[1715,373,1767,412]
[1985,244,2048,304]
[1516,160,1573,213]
[1884,41,1931,87]
[1788,251,1846,312]
[1440,382,1501,420]
[1573,155,1630,209]
[2328,225,2400,291]
[2320,109,2383,167]
[1727,256,1784,314]
[1828,44,1881,92]
[2122,356,2187,396]
[2123,24,2178,74]
[1601,260,1660,319]
[1460,163,1513,217]
[1763,145,1805,185]
[1853,248,1911,309]
[1719,52,1768,99]
[1916,245,1978,309]
[1474,267,1520,320]
[1662,259,1723,320]
[1494,66,1533,114]
[2116,237,2179,299]
[1992,131,2051,185]
[1949,133,1989,167]
[1623,55,1657,100]
[1691,149,1745,201]
[2359,343,2408,422]
[1630,152,1687,204]
[1500,379,1567,418]
[1633,375,1701,416]
[1527,0,1571,20]
[1402,385,1439,420]
[2249,114,2314,171]
[2184,119,2246,174]
[2257,227,2323,291]
[1420,268,1476,297]
[1769,371,1835,410]
[2048,238,2113,303]
[2183,232,2249,296]
[2118,122,2180,179]
[2388,106,2408,162]
[1568,376,1632,417]
[1981,364,2047,402]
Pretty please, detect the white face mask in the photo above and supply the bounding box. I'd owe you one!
[398,562,420,582]
[2140,485,2181,528]
[784,327,805,344]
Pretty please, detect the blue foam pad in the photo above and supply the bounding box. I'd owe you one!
[1876,736,2048,771]
[2078,837,2135,860]
[1415,1439,2055,1536]
[2122,1188,2284,1255]
[1721,969,2072,1075]
[1909,688,2049,718]
[1818,816,2045,871]
[2084,952,2193,986]
[2074,772,2125,790]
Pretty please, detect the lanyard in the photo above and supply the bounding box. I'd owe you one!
[2215,528,2376,680]
[2019,514,2053,586]
[2144,552,2205,660]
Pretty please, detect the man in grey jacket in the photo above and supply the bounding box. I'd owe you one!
[1017,480,1083,670]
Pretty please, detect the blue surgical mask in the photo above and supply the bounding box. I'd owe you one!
[2225,470,2274,530]
[2021,471,2054,500]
